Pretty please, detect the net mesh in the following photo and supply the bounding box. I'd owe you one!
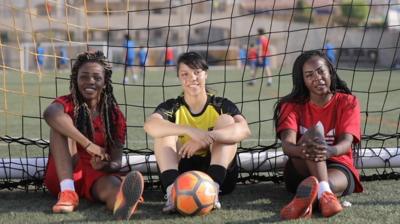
[0,0,400,191]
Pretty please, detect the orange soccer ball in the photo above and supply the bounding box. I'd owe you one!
[171,170,217,216]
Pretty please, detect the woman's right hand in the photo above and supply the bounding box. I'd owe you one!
[186,127,214,148]
[85,142,109,161]
[299,137,327,161]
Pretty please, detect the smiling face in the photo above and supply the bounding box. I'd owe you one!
[302,56,332,100]
[178,62,207,97]
[76,62,105,106]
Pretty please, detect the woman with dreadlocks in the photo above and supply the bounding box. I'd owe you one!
[274,50,363,220]
[43,50,143,220]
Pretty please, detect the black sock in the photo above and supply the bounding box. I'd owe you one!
[207,165,227,186]
[160,169,179,192]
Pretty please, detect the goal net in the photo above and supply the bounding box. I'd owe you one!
[0,0,399,190]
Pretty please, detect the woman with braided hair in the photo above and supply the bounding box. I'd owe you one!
[43,50,144,220]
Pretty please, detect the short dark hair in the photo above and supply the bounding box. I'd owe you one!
[257,28,264,35]
[176,52,208,75]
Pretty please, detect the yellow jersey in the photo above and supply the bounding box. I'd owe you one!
[154,94,241,156]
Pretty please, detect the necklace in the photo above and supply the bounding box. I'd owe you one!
[90,109,99,117]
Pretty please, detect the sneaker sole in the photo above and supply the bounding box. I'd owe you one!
[281,176,318,220]
[52,205,75,213]
[114,171,144,220]
[296,176,318,201]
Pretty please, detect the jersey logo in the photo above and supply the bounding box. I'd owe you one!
[300,125,335,145]
[163,111,174,118]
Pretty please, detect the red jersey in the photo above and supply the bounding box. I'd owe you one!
[277,92,363,192]
[45,94,126,200]
[54,94,126,159]
[248,47,257,60]
[165,47,174,60]
[257,35,270,57]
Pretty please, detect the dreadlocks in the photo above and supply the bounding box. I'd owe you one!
[70,50,122,149]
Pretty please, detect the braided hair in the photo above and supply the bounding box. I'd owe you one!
[273,50,352,132]
[70,50,123,149]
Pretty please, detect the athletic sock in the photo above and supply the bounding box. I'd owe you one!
[207,165,227,187]
[160,169,179,192]
[318,181,333,199]
[60,179,75,192]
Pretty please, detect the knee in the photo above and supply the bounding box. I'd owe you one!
[92,176,120,202]
[154,136,178,154]
[214,114,235,130]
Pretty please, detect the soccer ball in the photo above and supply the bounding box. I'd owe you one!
[171,170,217,216]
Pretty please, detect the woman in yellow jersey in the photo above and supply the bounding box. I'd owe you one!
[144,52,251,213]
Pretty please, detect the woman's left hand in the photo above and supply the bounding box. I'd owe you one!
[90,156,108,170]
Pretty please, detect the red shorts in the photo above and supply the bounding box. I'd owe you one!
[44,155,110,201]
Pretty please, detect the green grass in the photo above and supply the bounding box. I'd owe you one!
[1,180,399,223]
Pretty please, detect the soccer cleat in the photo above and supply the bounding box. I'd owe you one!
[280,176,319,220]
[319,191,343,217]
[162,185,176,214]
[132,74,138,82]
[52,190,79,213]
[123,77,130,84]
[247,80,256,86]
[113,171,144,220]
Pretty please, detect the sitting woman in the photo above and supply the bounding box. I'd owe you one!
[144,51,251,213]
[43,50,144,220]
[274,50,363,219]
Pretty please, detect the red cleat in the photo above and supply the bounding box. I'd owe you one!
[52,190,79,213]
[280,176,319,220]
[319,191,343,217]
[113,171,144,220]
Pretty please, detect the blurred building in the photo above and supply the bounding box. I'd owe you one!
[0,0,397,68]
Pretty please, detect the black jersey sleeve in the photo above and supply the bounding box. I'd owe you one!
[153,98,178,122]
[219,98,242,116]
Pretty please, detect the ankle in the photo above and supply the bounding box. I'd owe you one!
[318,181,332,199]
[60,179,75,192]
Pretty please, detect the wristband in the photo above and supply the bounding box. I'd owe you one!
[84,142,92,149]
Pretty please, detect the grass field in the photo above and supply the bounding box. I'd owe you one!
[1,66,400,223]
[0,180,399,223]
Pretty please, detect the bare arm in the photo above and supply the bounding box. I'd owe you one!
[179,114,251,159]
[209,115,251,144]
[44,103,91,147]
[280,129,305,158]
[43,103,107,159]
[325,133,353,158]
[143,113,189,138]
[281,129,354,161]
[91,145,122,172]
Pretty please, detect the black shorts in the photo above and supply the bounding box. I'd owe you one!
[283,159,355,196]
[179,154,238,195]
